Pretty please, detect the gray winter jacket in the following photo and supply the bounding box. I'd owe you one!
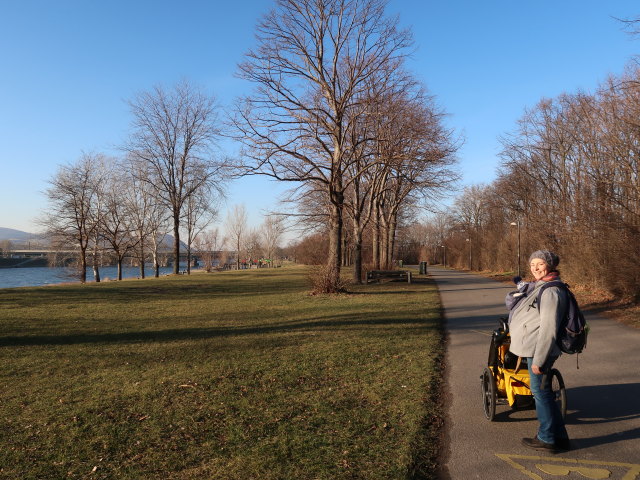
[509,280,568,368]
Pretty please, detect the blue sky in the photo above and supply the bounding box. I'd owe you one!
[1,0,638,235]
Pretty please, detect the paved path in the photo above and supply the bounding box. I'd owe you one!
[430,267,640,480]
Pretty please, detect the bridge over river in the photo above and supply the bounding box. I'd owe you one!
[1,249,200,268]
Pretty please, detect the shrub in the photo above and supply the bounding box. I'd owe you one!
[309,263,346,294]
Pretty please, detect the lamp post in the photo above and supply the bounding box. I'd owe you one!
[466,238,471,270]
[441,245,446,267]
[510,221,521,277]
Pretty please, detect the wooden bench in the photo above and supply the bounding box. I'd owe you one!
[366,270,412,284]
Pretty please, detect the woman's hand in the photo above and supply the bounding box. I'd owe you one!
[531,364,543,375]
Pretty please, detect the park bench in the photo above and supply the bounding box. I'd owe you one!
[366,269,412,284]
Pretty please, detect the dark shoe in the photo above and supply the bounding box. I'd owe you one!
[555,437,571,452]
[521,437,558,453]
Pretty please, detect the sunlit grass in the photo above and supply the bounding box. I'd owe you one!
[0,266,445,479]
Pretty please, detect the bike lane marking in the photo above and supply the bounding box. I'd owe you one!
[496,454,640,480]
[470,329,492,336]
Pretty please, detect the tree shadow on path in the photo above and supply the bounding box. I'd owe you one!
[566,383,640,450]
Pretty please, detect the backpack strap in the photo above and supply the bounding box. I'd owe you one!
[535,280,566,307]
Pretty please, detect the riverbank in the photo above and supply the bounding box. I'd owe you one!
[0,266,445,479]
[0,264,181,289]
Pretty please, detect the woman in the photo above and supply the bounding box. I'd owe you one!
[508,249,570,453]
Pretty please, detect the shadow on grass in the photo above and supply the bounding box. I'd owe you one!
[347,277,435,295]
[0,278,306,307]
[1,270,436,308]
[0,309,441,348]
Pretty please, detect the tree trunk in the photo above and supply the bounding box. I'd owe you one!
[379,214,389,269]
[139,244,145,279]
[372,204,380,270]
[186,245,192,275]
[342,234,349,267]
[117,256,123,281]
[92,244,101,283]
[79,247,87,283]
[236,238,241,270]
[387,214,397,268]
[152,248,160,278]
[173,213,180,275]
[327,198,343,291]
[352,225,363,284]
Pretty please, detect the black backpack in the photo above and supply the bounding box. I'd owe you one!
[536,281,588,355]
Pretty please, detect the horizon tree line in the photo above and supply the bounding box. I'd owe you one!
[421,63,640,300]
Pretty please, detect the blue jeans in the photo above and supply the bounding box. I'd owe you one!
[527,356,568,444]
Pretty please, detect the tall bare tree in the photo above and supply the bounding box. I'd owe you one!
[225,204,248,270]
[100,168,138,281]
[125,80,223,274]
[87,158,112,283]
[261,215,286,266]
[194,227,224,272]
[41,153,106,283]
[244,227,263,265]
[233,0,413,291]
[369,90,458,269]
[182,186,219,274]
[123,157,167,279]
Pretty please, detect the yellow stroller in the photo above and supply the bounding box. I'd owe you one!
[481,318,567,421]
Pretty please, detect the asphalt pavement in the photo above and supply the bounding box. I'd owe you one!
[430,266,640,480]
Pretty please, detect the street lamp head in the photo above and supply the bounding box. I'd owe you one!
[510,222,517,226]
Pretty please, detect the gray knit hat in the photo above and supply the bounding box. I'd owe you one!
[529,250,560,270]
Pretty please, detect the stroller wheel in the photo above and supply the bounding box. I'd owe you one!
[550,368,567,419]
[481,367,497,421]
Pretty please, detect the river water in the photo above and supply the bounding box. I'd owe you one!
[0,265,192,289]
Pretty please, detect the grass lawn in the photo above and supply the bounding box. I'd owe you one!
[0,265,445,479]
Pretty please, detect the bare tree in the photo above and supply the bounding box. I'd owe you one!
[244,227,263,266]
[0,240,13,257]
[261,215,286,266]
[233,0,413,291]
[194,227,225,272]
[343,76,458,278]
[225,204,248,270]
[123,157,167,279]
[149,226,170,278]
[369,91,458,269]
[182,186,219,274]
[41,153,106,283]
[88,159,111,282]
[125,80,224,274]
[450,184,493,271]
[100,168,138,281]
[618,15,640,35]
